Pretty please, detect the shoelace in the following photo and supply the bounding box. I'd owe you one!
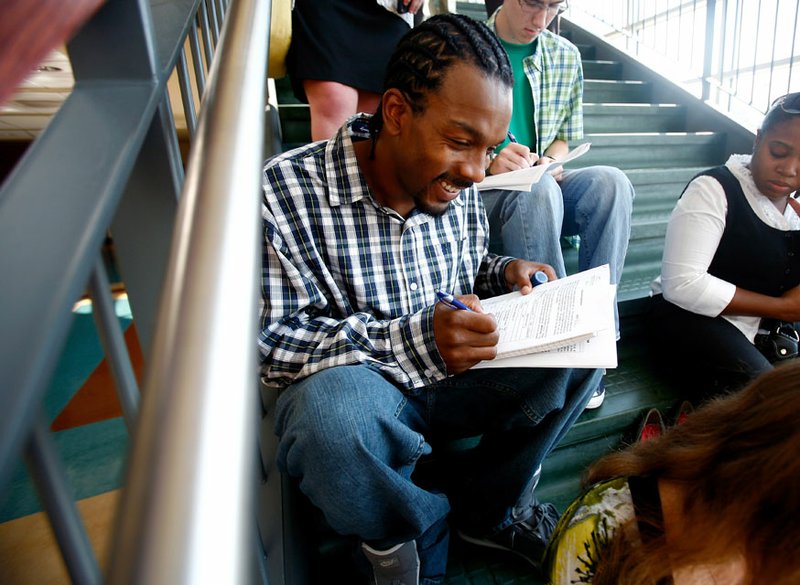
[515,503,558,539]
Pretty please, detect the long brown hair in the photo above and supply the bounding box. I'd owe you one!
[584,361,800,584]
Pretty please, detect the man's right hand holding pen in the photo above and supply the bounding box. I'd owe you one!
[432,260,556,374]
[486,131,568,180]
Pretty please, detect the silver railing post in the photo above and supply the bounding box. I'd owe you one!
[106,0,270,582]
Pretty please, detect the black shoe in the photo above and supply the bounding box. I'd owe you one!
[361,541,419,585]
[457,502,559,571]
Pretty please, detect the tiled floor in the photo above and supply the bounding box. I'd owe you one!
[0,44,197,142]
[0,295,139,584]
[0,490,119,585]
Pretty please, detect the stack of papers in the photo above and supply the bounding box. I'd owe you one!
[472,264,617,369]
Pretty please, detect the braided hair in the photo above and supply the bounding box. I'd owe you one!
[367,13,514,141]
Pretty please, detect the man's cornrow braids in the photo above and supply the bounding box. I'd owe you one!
[367,14,513,150]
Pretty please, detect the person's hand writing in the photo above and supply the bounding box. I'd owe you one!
[433,294,498,374]
[488,142,538,175]
[504,259,558,295]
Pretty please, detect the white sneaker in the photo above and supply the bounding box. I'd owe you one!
[585,372,606,410]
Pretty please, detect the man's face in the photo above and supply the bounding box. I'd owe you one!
[498,0,565,44]
[394,62,512,217]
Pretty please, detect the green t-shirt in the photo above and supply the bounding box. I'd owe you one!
[499,37,538,152]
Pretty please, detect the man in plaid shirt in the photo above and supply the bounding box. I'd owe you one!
[484,1,635,409]
[259,14,601,585]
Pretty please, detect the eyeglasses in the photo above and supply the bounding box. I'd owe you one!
[770,92,800,114]
[517,0,568,17]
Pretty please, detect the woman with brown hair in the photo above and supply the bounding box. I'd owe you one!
[544,361,800,584]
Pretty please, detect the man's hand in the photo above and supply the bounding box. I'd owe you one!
[488,142,539,174]
[433,294,498,374]
[504,259,558,295]
[536,155,564,180]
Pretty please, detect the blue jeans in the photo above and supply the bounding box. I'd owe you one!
[274,363,600,582]
[481,166,634,335]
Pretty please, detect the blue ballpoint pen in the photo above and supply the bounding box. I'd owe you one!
[507,130,518,143]
[436,290,473,311]
[533,270,549,286]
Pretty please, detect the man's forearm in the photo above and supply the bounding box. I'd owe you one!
[543,139,569,160]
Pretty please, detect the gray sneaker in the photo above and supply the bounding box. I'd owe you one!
[361,540,419,585]
[457,501,559,571]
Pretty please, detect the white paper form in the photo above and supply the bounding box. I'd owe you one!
[474,265,611,363]
[474,284,618,369]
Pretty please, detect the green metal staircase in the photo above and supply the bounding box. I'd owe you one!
[266,5,756,582]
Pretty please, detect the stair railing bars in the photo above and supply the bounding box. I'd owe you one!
[0,0,255,583]
[567,0,799,132]
[105,0,270,582]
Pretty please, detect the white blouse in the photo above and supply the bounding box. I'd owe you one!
[651,154,800,342]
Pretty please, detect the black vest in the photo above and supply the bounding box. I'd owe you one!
[689,166,800,296]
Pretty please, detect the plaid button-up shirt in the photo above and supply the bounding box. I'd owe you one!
[488,11,584,154]
[259,115,513,390]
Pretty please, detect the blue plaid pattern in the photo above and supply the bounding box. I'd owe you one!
[488,14,584,153]
[259,115,513,390]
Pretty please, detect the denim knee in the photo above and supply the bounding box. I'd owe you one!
[581,166,635,213]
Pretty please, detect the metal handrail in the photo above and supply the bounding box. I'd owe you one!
[106,0,270,582]
[567,0,799,132]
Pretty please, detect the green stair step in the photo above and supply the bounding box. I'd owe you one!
[274,75,301,103]
[573,42,596,61]
[584,79,652,103]
[582,59,624,80]
[454,1,488,21]
[583,103,686,133]
[278,103,311,145]
[573,132,725,170]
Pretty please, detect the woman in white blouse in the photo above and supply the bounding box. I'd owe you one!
[650,92,800,394]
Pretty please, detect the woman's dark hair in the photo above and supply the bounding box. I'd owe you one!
[760,91,800,133]
[367,13,514,138]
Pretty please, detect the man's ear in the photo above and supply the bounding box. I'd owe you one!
[381,88,410,136]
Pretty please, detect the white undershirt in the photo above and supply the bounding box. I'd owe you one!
[651,154,800,342]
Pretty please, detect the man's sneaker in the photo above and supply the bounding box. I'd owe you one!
[585,383,606,409]
[457,501,559,571]
[361,541,419,585]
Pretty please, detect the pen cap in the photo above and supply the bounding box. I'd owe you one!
[533,271,548,285]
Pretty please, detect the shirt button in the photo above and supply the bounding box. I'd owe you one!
[423,369,432,377]
[410,282,418,291]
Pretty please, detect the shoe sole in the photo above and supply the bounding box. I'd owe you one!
[456,530,544,570]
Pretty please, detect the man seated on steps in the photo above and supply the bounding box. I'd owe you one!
[483,0,636,409]
[258,14,601,585]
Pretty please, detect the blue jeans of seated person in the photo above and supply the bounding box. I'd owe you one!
[274,363,600,583]
[481,166,634,338]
